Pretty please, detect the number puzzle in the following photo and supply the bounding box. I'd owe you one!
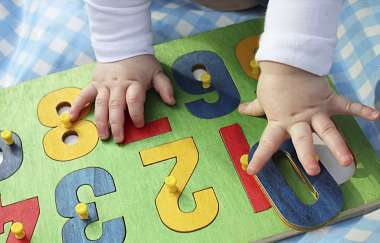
[1,19,380,242]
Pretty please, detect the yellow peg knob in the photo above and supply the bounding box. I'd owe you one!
[249,59,259,69]
[315,155,320,162]
[11,222,25,240]
[59,113,72,129]
[1,129,13,145]
[240,154,249,171]
[249,59,260,79]
[200,72,211,89]
[165,176,178,193]
[75,203,89,220]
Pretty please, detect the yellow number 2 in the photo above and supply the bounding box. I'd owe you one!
[37,87,98,161]
[140,137,219,232]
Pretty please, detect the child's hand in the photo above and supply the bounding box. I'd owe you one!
[239,61,379,176]
[70,54,176,143]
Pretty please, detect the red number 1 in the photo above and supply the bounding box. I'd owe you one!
[123,114,172,144]
[220,124,271,213]
[0,196,40,243]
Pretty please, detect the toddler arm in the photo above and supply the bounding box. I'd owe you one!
[256,0,343,76]
[85,0,153,62]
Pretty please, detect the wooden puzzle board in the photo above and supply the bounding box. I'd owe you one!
[1,19,380,243]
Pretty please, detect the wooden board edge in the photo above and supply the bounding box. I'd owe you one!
[252,200,380,242]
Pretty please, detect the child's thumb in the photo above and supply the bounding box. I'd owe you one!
[238,99,265,116]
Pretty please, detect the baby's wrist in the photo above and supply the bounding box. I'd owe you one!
[96,54,156,64]
[259,61,317,77]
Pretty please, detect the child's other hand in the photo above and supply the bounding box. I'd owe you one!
[70,54,176,143]
[239,61,379,176]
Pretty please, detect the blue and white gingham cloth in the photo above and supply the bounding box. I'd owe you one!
[331,0,380,155]
[0,0,380,242]
[0,0,265,86]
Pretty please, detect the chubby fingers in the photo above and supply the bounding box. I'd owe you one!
[109,86,127,143]
[70,85,97,121]
[311,113,353,166]
[239,99,265,117]
[126,83,146,128]
[332,95,379,120]
[247,123,287,175]
[153,71,176,105]
[95,87,110,140]
[288,122,319,176]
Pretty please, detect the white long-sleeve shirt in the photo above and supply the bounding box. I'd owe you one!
[85,0,343,76]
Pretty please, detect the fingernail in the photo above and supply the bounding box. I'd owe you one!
[342,154,354,166]
[371,111,380,119]
[170,96,176,105]
[99,131,107,140]
[247,163,257,175]
[307,166,320,176]
[135,122,144,128]
[238,103,247,112]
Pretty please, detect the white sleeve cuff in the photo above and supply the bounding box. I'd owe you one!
[85,0,154,62]
[256,0,343,76]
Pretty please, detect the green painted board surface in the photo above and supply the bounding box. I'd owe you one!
[1,19,380,243]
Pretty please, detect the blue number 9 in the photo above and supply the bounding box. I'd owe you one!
[172,51,240,119]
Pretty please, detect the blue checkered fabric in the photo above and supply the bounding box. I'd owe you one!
[0,0,265,87]
[1,0,380,242]
[286,1,380,241]
[283,209,380,243]
[330,0,380,156]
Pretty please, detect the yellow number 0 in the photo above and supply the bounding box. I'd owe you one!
[37,88,98,161]
[140,137,219,232]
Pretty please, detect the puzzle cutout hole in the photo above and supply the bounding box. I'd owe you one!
[191,63,219,103]
[274,152,318,205]
[0,148,3,165]
[85,221,104,241]
[312,133,355,185]
[192,64,208,82]
[56,102,71,115]
[62,130,79,145]
[77,184,96,204]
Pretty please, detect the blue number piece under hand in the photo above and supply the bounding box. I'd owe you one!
[248,139,343,230]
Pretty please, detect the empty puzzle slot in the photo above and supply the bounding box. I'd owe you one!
[192,64,208,81]
[62,131,79,145]
[313,133,355,185]
[274,152,318,205]
[56,102,72,115]
[0,148,3,165]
